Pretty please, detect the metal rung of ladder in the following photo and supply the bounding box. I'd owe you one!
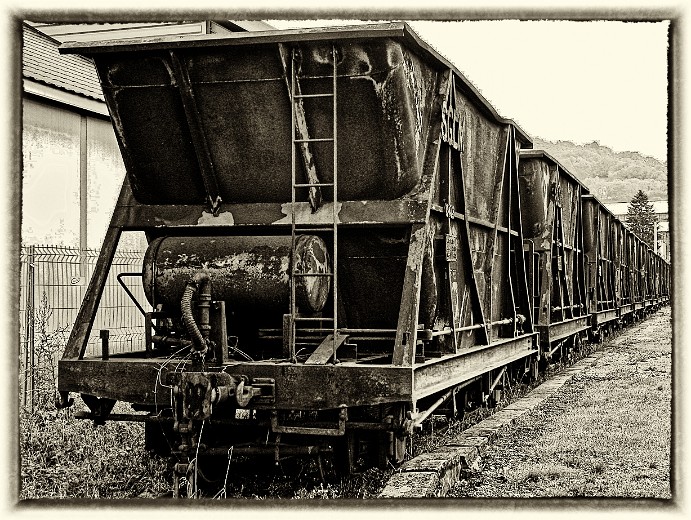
[289,44,340,364]
[294,183,335,188]
[294,93,335,99]
[294,138,334,143]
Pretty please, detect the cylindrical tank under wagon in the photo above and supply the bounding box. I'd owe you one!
[143,235,331,314]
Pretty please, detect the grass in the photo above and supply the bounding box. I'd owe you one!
[20,401,171,500]
[518,464,580,483]
[19,398,393,500]
[451,306,671,498]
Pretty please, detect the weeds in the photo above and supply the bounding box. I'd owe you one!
[21,292,69,412]
[519,464,579,483]
[20,400,171,499]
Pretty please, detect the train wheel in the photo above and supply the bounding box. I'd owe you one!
[329,430,357,479]
[389,431,410,466]
[565,339,574,364]
[588,328,597,343]
[387,403,412,467]
[526,357,540,382]
[538,354,550,373]
[350,403,412,469]
[574,333,583,355]
[330,403,412,475]
[596,327,604,344]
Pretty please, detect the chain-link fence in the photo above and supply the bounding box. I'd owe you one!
[19,244,148,411]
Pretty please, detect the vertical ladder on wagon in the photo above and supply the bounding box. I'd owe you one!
[281,43,345,364]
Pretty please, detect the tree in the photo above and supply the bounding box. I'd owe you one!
[626,190,658,247]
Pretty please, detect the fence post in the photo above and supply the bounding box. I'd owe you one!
[24,245,36,412]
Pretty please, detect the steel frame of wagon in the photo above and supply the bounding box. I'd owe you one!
[58,122,539,418]
[59,332,536,411]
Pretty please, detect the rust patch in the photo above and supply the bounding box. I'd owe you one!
[406,226,428,271]
[197,210,235,226]
[273,202,342,225]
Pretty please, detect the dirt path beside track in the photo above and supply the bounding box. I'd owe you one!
[449,306,672,498]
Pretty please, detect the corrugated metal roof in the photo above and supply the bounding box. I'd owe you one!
[28,21,274,41]
[23,23,104,101]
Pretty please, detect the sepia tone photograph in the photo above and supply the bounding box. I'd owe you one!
[11,0,681,511]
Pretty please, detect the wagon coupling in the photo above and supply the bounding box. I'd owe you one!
[167,372,274,421]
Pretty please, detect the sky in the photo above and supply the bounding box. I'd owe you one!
[270,19,669,161]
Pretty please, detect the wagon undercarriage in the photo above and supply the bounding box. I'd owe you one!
[61,330,536,491]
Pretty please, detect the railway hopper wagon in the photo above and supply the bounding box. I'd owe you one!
[648,246,670,308]
[582,193,669,338]
[56,23,539,484]
[646,247,661,308]
[615,223,639,325]
[658,255,670,305]
[518,150,589,361]
[633,232,654,317]
[623,221,650,322]
[582,195,620,339]
[637,242,668,314]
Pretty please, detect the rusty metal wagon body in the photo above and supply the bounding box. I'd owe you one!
[57,23,539,478]
[612,218,648,324]
[519,150,589,359]
[582,194,621,335]
[582,191,669,337]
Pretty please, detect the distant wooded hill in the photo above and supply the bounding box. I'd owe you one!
[531,138,668,203]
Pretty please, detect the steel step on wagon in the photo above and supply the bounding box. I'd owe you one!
[57,22,539,488]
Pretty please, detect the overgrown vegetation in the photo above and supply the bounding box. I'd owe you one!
[21,292,68,412]
[19,295,171,500]
[20,403,171,499]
